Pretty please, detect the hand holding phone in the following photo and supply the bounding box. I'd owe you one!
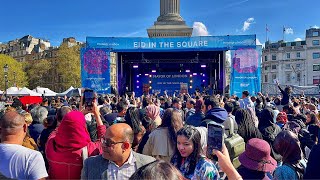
[83,89,95,108]
[207,122,224,159]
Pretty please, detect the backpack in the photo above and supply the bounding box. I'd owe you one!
[224,118,245,168]
[201,119,245,168]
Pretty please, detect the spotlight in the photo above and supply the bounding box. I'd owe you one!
[193,73,197,76]
[136,75,139,77]
[202,74,205,77]
[145,74,149,76]
[149,81,152,83]
[190,80,193,83]
[149,75,152,78]
[136,80,139,83]
[189,86,193,89]
[201,65,206,68]
[202,80,206,82]
[149,86,152,89]
[133,65,138,69]
[190,74,193,77]
[152,70,156,73]
[185,70,190,73]
[137,86,139,88]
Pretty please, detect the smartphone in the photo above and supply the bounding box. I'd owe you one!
[83,89,95,107]
[207,122,224,159]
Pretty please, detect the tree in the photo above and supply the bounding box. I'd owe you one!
[0,54,28,90]
[56,43,81,90]
[25,59,52,89]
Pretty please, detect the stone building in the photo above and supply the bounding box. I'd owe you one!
[262,27,320,92]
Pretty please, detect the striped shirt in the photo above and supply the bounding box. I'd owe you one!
[104,151,137,180]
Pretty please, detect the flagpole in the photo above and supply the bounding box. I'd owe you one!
[266,24,268,43]
[283,26,285,41]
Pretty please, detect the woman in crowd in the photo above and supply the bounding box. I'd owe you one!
[235,109,262,143]
[276,112,288,129]
[305,111,319,143]
[273,130,307,180]
[237,138,277,180]
[21,111,38,150]
[124,107,146,151]
[143,108,183,162]
[258,108,282,162]
[145,104,162,127]
[45,102,106,179]
[129,160,186,180]
[171,125,219,180]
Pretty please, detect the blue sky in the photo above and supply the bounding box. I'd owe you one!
[0,0,319,46]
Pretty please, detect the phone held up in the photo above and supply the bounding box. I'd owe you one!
[207,121,224,159]
[83,89,96,109]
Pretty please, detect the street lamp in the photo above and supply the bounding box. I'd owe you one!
[13,71,16,87]
[3,64,8,97]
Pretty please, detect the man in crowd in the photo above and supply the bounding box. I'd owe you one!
[239,90,254,110]
[172,98,185,121]
[185,98,196,119]
[81,123,155,179]
[0,111,48,179]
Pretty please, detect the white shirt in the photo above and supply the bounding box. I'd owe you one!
[0,144,48,179]
[104,151,137,180]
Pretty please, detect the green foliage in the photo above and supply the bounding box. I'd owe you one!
[56,43,81,90]
[25,59,52,89]
[0,54,28,90]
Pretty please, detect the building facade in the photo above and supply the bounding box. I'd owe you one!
[0,35,51,62]
[262,27,320,92]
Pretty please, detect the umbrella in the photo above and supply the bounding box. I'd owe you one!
[66,88,82,97]
[19,96,43,105]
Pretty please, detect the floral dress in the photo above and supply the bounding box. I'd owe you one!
[172,155,219,180]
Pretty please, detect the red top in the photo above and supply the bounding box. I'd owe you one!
[45,111,106,179]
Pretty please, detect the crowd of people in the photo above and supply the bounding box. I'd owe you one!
[0,84,320,180]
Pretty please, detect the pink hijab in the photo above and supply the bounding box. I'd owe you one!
[54,111,91,151]
[146,104,162,126]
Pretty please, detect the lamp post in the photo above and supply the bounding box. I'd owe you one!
[3,64,8,97]
[13,71,16,87]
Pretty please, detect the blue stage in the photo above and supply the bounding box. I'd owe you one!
[81,35,261,97]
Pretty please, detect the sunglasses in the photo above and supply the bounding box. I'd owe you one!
[101,138,125,147]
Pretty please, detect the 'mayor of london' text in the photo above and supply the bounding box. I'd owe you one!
[133,41,209,49]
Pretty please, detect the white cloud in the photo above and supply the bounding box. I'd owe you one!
[242,17,255,32]
[192,22,209,36]
[284,28,294,34]
[312,25,319,29]
[294,38,302,41]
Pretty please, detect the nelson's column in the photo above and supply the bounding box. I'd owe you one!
[147,0,193,37]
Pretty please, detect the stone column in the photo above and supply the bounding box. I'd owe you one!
[160,0,180,15]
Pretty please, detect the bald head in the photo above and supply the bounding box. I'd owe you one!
[1,111,26,136]
[108,123,134,144]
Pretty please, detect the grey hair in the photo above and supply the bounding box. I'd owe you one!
[30,106,48,124]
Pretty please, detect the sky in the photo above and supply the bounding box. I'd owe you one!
[0,0,319,46]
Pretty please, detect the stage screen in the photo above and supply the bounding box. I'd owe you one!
[134,72,208,96]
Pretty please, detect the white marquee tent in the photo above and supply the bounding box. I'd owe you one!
[33,87,57,96]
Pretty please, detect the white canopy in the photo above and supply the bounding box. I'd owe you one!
[57,86,74,96]
[17,87,42,96]
[33,87,57,96]
[6,87,22,96]
[0,90,3,95]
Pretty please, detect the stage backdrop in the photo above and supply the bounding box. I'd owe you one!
[81,48,111,94]
[230,46,262,97]
[135,72,208,96]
